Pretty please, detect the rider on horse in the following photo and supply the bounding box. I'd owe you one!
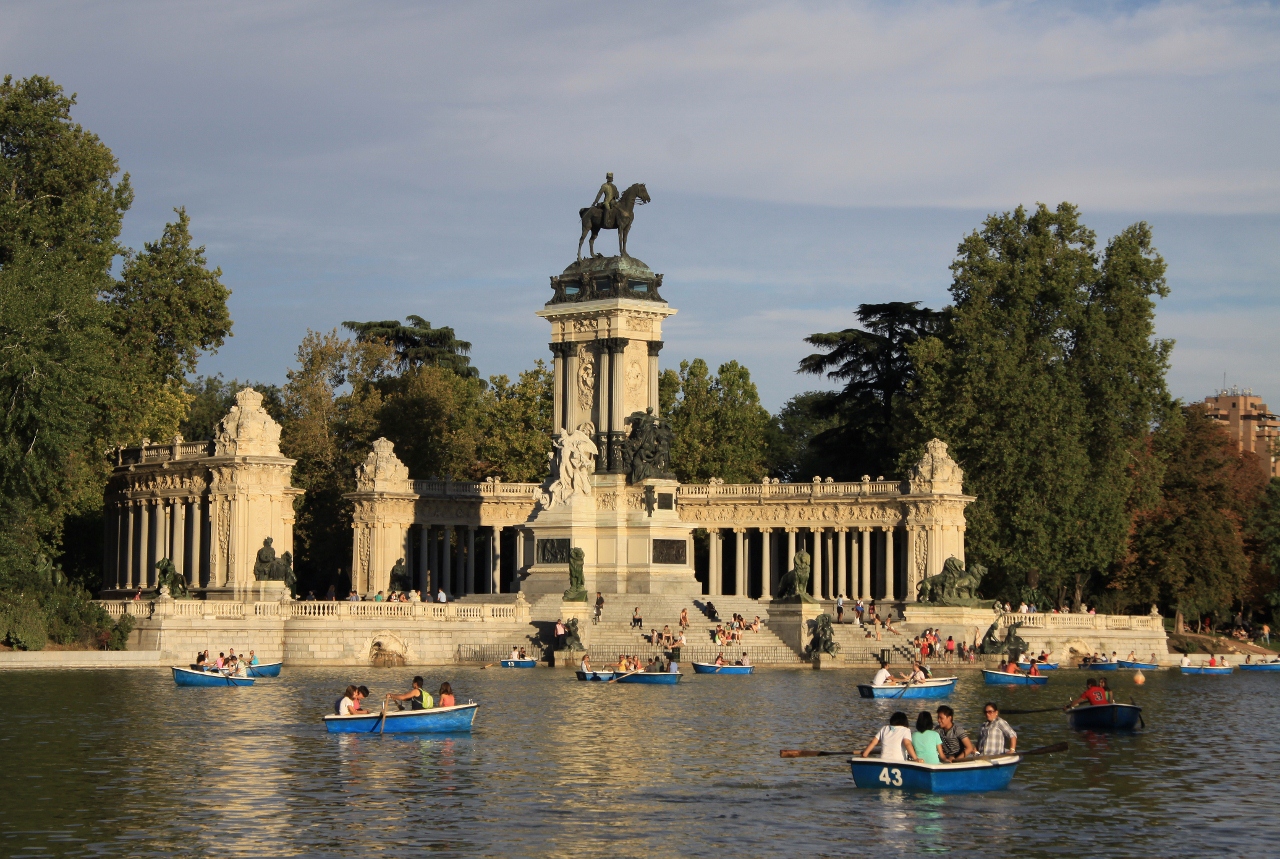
[592,172,618,227]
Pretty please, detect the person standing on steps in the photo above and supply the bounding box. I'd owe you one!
[836,594,845,624]
[554,618,566,650]
[594,592,605,624]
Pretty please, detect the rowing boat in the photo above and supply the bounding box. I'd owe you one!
[1066,702,1143,731]
[1181,665,1234,675]
[1116,661,1159,670]
[982,669,1048,686]
[615,671,681,685]
[857,677,957,698]
[1239,661,1280,672]
[499,659,538,668]
[1017,661,1059,671]
[849,755,1021,793]
[574,670,617,681]
[172,666,254,687]
[247,661,282,678]
[1078,661,1119,671]
[691,662,754,675]
[323,703,478,734]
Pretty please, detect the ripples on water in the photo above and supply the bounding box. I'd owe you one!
[0,666,1277,857]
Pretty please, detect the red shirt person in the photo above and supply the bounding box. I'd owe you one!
[1069,678,1110,708]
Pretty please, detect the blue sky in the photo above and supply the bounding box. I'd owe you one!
[3,1,1278,409]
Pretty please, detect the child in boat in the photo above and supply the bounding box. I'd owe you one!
[438,682,455,707]
[860,712,921,763]
[913,712,943,764]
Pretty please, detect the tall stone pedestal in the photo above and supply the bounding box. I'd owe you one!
[767,598,827,656]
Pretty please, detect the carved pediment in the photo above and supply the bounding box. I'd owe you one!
[909,438,964,495]
[355,438,411,493]
[214,388,283,457]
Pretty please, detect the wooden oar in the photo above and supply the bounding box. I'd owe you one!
[893,679,916,698]
[607,669,642,684]
[780,749,857,758]
[1001,705,1071,715]
[377,702,388,734]
[481,663,496,669]
[1009,741,1068,757]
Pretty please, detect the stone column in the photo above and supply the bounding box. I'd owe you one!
[786,528,796,574]
[761,528,774,597]
[119,504,131,589]
[417,526,430,594]
[884,526,895,601]
[565,348,579,431]
[491,526,502,594]
[174,499,187,581]
[190,499,203,587]
[455,528,466,596]
[138,500,151,588]
[595,345,610,472]
[859,528,871,600]
[734,528,746,597]
[514,527,524,582]
[551,343,565,432]
[812,527,823,599]
[836,527,847,599]
[465,526,476,595]
[648,341,663,414]
[441,525,453,599]
[904,525,918,603]
[709,529,722,595]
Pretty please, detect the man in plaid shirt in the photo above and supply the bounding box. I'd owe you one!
[977,703,1017,755]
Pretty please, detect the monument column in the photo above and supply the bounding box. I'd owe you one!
[607,338,629,472]
[905,525,919,603]
[190,499,203,587]
[883,525,895,601]
[138,500,151,588]
[734,528,746,597]
[648,341,663,414]
[514,527,524,583]
[565,347,579,431]
[455,528,466,595]
[786,528,796,572]
[123,502,135,589]
[761,528,773,597]
[859,528,871,600]
[550,342,565,431]
[174,499,187,580]
[812,527,823,599]
[418,525,431,594]
[465,526,476,594]
[594,344,610,472]
[836,527,847,599]
[441,525,453,599]
[709,529,721,595]
[492,526,502,594]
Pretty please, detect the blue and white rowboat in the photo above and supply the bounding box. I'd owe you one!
[1017,661,1059,671]
[615,671,681,685]
[247,661,282,678]
[1240,661,1280,672]
[850,755,1021,793]
[575,670,617,681]
[172,666,254,687]
[857,677,958,699]
[1181,665,1233,675]
[1116,660,1159,670]
[1079,661,1119,671]
[499,659,538,668]
[1066,702,1143,731]
[982,669,1048,686]
[691,662,755,675]
[323,703,478,734]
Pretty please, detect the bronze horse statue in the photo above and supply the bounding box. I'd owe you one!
[578,182,649,260]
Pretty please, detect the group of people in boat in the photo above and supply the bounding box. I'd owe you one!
[712,652,752,667]
[579,653,676,674]
[861,703,1015,762]
[870,659,933,686]
[507,647,530,661]
[334,677,457,715]
[1180,654,1232,668]
[194,648,260,676]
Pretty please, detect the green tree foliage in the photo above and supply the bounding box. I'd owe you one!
[798,302,944,479]
[764,391,842,481]
[478,362,553,481]
[1118,406,1269,619]
[660,359,770,483]
[0,75,229,592]
[181,375,284,442]
[342,315,478,378]
[910,203,1173,604]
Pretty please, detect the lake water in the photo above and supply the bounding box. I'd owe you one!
[1,665,1276,858]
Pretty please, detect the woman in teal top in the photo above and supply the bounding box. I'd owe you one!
[912,711,943,764]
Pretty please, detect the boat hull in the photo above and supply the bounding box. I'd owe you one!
[1240,662,1280,672]
[1079,662,1119,671]
[857,678,958,699]
[1066,703,1143,731]
[1181,666,1234,675]
[849,755,1020,793]
[247,662,282,678]
[615,671,681,685]
[1017,662,1058,671]
[499,660,538,668]
[172,667,254,687]
[575,670,617,681]
[691,662,755,675]
[324,703,478,734]
[982,670,1048,686]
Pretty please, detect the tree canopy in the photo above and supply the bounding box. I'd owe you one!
[660,359,770,483]
[342,315,478,378]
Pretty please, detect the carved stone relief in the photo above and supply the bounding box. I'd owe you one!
[576,344,596,416]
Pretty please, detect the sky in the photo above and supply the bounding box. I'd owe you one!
[3,0,1278,410]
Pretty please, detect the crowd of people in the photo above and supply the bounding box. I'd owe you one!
[334,677,458,715]
[193,648,261,676]
[861,703,1014,762]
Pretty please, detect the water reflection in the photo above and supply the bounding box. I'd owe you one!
[1,668,1278,857]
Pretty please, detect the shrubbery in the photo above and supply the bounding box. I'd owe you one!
[0,584,131,651]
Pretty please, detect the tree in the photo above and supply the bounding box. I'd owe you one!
[181,375,284,442]
[798,302,944,479]
[375,366,487,480]
[910,203,1173,604]
[1118,406,1268,620]
[764,391,843,482]
[478,362,553,481]
[661,359,770,483]
[342,315,478,378]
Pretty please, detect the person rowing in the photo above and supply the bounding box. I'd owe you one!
[871,660,898,686]
[386,676,434,710]
[977,703,1017,756]
[1067,678,1109,709]
[935,705,976,762]
[859,711,921,763]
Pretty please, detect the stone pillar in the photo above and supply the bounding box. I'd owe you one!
[836,527,847,599]
[455,527,466,596]
[710,529,722,595]
[174,499,187,581]
[884,526,895,601]
[761,528,774,597]
[786,528,796,574]
[859,528,871,600]
[734,528,746,597]
[648,341,663,414]
[441,525,453,599]
[551,343,565,432]
[491,527,501,594]
[138,500,151,588]
[514,527,524,583]
[904,525,918,603]
[812,527,823,599]
[123,504,135,589]
[565,348,579,431]
[595,345,610,472]
[466,526,476,595]
[417,526,430,594]
[190,499,203,587]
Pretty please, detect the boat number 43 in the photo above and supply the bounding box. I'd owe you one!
[878,767,903,786]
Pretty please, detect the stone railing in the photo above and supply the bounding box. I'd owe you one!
[411,480,542,499]
[677,480,907,500]
[998,612,1162,632]
[117,440,216,466]
[99,599,532,623]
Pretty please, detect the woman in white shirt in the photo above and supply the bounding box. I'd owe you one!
[860,712,920,763]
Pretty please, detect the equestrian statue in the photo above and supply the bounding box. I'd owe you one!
[578,173,650,260]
